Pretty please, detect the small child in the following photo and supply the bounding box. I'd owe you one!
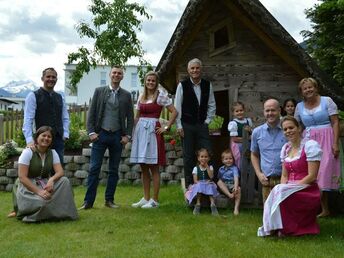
[185,148,219,216]
[281,98,297,117]
[228,102,253,169]
[217,149,241,215]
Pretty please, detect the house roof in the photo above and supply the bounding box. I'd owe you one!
[0,98,18,104]
[156,0,344,109]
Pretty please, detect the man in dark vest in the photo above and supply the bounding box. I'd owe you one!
[79,66,134,210]
[175,58,216,188]
[23,67,69,164]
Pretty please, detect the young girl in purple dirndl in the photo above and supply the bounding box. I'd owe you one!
[185,148,219,216]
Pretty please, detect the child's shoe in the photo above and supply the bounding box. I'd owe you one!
[193,204,201,215]
[210,204,219,216]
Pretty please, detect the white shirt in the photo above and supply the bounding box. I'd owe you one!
[174,78,216,129]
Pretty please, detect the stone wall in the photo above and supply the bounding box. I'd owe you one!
[0,142,184,192]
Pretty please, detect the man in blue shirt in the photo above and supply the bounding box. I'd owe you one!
[22,67,69,163]
[250,98,287,203]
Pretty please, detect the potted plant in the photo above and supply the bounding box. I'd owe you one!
[208,115,224,136]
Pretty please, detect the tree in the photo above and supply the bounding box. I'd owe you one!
[67,0,151,92]
[301,0,344,87]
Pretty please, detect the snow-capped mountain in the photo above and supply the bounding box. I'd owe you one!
[0,80,39,98]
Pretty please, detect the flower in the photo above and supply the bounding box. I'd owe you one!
[170,139,176,145]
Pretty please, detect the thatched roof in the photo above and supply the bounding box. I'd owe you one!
[156,0,344,109]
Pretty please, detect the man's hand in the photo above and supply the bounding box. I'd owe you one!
[89,133,99,142]
[120,136,130,145]
[258,172,269,186]
[26,142,36,151]
[177,128,184,138]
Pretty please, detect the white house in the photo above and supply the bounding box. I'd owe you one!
[64,64,150,105]
[0,98,23,110]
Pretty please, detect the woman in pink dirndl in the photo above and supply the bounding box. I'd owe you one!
[258,116,321,236]
[295,77,341,217]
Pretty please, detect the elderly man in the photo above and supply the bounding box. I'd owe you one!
[175,58,216,188]
[250,97,287,203]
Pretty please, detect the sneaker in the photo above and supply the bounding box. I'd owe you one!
[132,197,149,208]
[211,204,219,216]
[141,199,159,209]
[193,204,201,215]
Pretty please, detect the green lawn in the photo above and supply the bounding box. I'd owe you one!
[0,185,343,258]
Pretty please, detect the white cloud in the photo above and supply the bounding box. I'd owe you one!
[0,0,315,91]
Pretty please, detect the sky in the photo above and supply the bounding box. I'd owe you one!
[0,0,318,91]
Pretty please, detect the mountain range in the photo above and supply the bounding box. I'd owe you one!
[0,80,39,98]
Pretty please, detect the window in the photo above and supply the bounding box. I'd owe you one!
[100,72,107,86]
[209,18,236,57]
[131,73,138,88]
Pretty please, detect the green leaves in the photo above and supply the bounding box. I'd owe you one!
[67,0,151,88]
[302,0,344,87]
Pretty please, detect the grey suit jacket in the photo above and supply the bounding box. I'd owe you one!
[87,86,134,136]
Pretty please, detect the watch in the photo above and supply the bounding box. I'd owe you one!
[164,126,170,131]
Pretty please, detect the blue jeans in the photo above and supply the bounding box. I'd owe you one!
[84,130,122,205]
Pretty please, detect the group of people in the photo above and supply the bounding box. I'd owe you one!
[253,78,341,236]
[7,58,342,239]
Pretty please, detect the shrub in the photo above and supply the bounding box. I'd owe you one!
[0,141,20,167]
[14,126,26,148]
[65,113,88,150]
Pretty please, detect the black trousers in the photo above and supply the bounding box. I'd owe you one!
[182,122,212,187]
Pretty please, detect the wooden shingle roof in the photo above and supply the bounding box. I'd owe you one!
[156,0,344,109]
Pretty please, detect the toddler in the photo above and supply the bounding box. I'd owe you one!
[185,148,219,216]
[217,149,241,215]
[228,102,253,168]
[281,98,297,117]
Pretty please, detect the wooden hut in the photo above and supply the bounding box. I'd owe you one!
[156,0,344,206]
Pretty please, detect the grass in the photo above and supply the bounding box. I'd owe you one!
[0,185,343,258]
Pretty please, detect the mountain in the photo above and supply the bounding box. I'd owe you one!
[0,80,39,98]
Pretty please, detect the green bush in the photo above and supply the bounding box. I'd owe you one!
[0,141,20,167]
[65,113,88,150]
[14,127,26,148]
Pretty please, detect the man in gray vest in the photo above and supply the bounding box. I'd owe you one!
[175,58,216,188]
[80,66,134,209]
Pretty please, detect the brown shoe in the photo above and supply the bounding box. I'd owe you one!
[105,201,119,209]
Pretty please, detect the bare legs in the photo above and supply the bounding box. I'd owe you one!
[140,164,160,202]
[318,191,330,217]
[193,193,218,215]
[217,180,241,215]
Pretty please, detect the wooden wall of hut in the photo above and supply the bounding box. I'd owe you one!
[175,2,302,126]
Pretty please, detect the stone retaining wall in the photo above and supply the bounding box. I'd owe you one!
[0,142,184,192]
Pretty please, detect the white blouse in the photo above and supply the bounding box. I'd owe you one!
[228,118,253,137]
[136,89,172,110]
[18,148,60,165]
[280,139,322,163]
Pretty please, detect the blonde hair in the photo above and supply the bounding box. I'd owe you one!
[221,149,234,161]
[298,77,319,93]
[141,71,159,102]
[231,101,245,112]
